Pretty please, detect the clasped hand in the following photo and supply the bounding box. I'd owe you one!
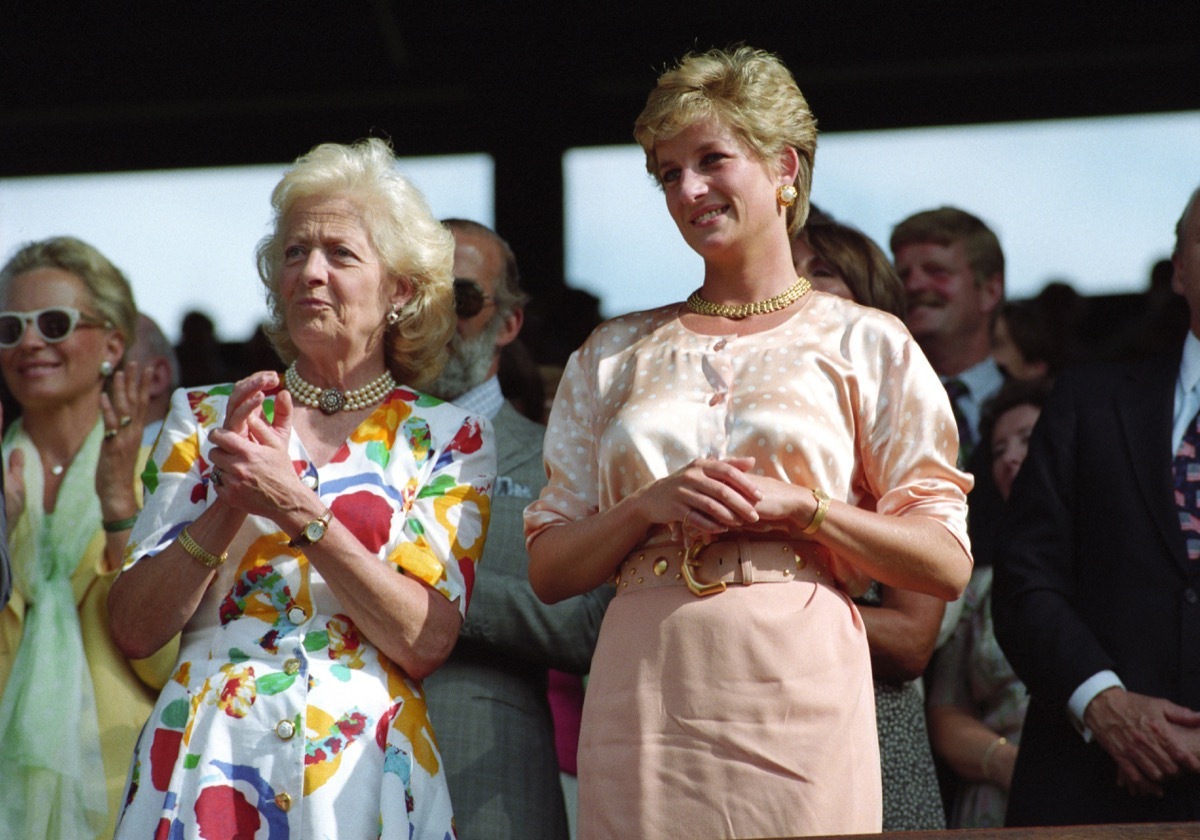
[207,371,301,520]
[639,456,817,539]
[1087,687,1200,797]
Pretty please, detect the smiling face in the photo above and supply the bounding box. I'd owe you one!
[0,267,123,413]
[654,117,791,259]
[895,239,1001,350]
[278,195,409,372]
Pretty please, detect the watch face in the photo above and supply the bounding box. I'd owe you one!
[304,520,327,542]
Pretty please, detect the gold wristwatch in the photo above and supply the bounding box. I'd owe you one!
[289,509,333,548]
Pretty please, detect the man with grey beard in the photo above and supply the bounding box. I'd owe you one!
[424,219,611,840]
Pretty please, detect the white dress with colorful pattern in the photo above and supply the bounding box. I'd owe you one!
[113,382,495,840]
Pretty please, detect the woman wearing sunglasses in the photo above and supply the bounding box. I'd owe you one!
[0,236,176,839]
[107,138,495,839]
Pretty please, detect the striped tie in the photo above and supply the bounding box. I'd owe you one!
[1174,407,1200,561]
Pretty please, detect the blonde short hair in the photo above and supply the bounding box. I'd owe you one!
[0,236,137,363]
[634,46,818,236]
[256,138,456,388]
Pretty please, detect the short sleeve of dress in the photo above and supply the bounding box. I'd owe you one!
[524,345,600,546]
[125,384,227,569]
[381,398,495,616]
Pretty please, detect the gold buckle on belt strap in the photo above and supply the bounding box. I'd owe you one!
[682,540,726,597]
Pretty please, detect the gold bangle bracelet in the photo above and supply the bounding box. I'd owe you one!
[178,526,228,569]
[802,488,830,535]
[980,735,1008,781]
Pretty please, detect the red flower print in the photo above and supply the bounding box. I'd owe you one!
[195,785,261,839]
[447,418,484,455]
[376,701,402,750]
[459,555,476,609]
[330,491,393,552]
[150,728,183,792]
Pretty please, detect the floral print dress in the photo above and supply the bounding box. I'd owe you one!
[113,383,495,840]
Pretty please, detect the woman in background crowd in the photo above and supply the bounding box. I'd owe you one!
[0,236,173,839]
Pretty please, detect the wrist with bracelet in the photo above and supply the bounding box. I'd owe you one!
[802,487,830,535]
[102,512,140,533]
[980,735,1009,782]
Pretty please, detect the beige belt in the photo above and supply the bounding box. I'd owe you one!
[613,539,830,598]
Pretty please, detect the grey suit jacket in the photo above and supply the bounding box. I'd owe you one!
[424,401,612,840]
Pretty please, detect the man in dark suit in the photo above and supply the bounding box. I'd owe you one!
[423,219,611,840]
[993,185,1200,825]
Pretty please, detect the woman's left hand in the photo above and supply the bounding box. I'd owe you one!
[97,362,152,517]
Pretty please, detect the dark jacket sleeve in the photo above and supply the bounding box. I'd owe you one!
[992,368,1120,710]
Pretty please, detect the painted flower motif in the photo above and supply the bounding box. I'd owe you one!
[330,490,393,553]
[218,663,257,718]
[327,615,365,670]
[194,785,262,839]
[446,416,485,455]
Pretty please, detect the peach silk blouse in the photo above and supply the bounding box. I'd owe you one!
[525,292,973,591]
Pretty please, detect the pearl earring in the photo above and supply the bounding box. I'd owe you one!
[777,184,798,208]
[100,360,114,377]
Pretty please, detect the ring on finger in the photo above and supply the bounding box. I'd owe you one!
[211,467,224,487]
[119,415,133,427]
[103,427,119,441]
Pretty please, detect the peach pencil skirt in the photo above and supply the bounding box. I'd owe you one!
[577,575,882,839]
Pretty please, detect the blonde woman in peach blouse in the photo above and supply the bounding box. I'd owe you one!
[525,46,973,839]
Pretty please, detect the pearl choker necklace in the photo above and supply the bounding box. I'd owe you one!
[284,363,396,415]
[686,276,812,319]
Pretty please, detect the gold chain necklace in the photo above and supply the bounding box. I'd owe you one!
[685,276,812,319]
[284,362,396,415]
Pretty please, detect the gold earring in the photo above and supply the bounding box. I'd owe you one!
[777,184,798,208]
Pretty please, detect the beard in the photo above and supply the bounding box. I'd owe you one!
[426,316,502,401]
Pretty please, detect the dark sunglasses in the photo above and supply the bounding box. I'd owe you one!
[0,306,113,348]
[454,278,497,319]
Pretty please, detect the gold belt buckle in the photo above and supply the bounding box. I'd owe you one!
[682,541,727,597]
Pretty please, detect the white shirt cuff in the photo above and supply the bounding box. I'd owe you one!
[1068,670,1124,742]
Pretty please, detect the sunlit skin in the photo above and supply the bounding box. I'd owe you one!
[990,402,1040,501]
[895,240,1000,375]
[656,117,793,280]
[790,236,855,301]
[0,268,119,413]
[279,195,410,390]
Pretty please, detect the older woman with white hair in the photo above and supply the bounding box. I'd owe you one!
[108,138,495,839]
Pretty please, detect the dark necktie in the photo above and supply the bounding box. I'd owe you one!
[944,378,974,468]
[1173,406,1200,561]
